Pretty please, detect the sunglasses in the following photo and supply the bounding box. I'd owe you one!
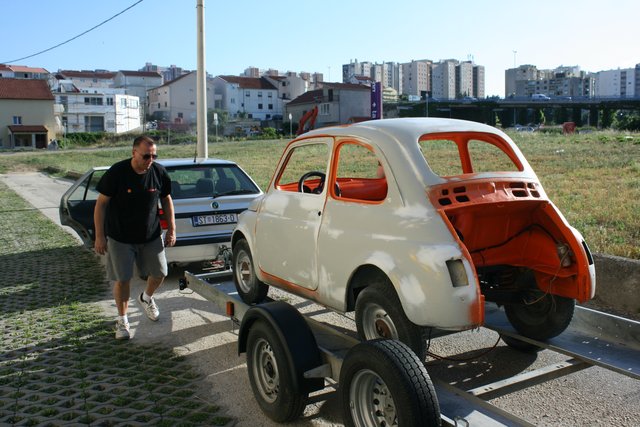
[139,153,158,160]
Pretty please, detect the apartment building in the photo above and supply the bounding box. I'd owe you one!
[147,71,215,125]
[595,67,636,98]
[505,64,594,98]
[212,75,281,120]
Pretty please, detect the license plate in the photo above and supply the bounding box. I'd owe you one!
[192,213,237,227]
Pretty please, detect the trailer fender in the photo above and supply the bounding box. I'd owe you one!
[238,301,324,393]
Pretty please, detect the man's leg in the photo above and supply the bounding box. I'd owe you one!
[113,280,131,316]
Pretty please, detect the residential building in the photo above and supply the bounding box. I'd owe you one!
[505,65,594,98]
[285,83,371,128]
[0,64,49,80]
[53,81,141,134]
[56,70,116,90]
[595,67,636,98]
[432,60,456,99]
[456,61,474,98]
[113,70,163,115]
[264,72,312,103]
[212,75,281,120]
[0,78,58,148]
[147,71,214,125]
[473,65,485,98]
[140,62,188,83]
[401,60,431,98]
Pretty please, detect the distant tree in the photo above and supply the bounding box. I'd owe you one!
[613,110,640,131]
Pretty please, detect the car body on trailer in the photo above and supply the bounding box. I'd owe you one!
[60,158,262,267]
[231,117,596,358]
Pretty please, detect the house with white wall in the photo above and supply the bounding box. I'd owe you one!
[0,64,49,79]
[53,79,140,134]
[212,75,282,121]
[285,83,371,129]
[114,70,163,117]
[147,71,215,126]
[0,78,58,148]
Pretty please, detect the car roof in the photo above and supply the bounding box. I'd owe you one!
[91,157,238,171]
[301,118,509,149]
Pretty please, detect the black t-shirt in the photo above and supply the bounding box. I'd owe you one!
[96,159,171,244]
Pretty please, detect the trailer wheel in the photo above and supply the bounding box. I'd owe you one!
[246,320,306,422]
[355,278,428,360]
[233,238,269,304]
[505,290,575,341]
[340,339,440,427]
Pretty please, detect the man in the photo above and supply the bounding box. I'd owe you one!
[94,135,176,340]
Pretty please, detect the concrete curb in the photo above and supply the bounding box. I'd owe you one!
[592,253,640,317]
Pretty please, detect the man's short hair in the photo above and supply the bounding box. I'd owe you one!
[133,135,156,148]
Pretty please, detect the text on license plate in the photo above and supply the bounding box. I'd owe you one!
[192,213,237,227]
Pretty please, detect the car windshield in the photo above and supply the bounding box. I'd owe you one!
[166,164,260,199]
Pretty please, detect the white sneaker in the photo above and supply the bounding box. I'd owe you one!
[139,293,159,321]
[115,319,130,340]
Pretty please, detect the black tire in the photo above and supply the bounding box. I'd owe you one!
[246,320,307,422]
[340,340,440,427]
[505,290,575,341]
[355,276,428,360]
[233,239,269,304]
[500,334,543,353]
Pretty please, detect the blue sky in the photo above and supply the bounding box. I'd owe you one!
[1,0,637,97]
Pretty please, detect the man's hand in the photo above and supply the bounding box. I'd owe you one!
[164,228,176,247]
[94,235,108,255]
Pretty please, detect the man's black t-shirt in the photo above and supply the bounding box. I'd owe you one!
[96,159,171,244]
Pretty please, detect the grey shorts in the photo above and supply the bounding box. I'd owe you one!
[105,236,168,282]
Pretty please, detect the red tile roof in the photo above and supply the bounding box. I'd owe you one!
[0,64,49,73]
[119,70,162,78]
[0,78,54,100]
[58,70,116,79]
[217,75,277,90]
[8,125,48,133]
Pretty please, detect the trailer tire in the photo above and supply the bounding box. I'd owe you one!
[246,320,307,422]
[355,278,428,360]
[233,238,269,304]
[340,339,440,427]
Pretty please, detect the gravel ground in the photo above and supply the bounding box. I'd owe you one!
[1,172,639,427]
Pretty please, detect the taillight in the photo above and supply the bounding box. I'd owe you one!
[158,207,168,230]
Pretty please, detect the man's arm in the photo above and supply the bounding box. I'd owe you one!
[94,193,110,255]
[160,194,176,247]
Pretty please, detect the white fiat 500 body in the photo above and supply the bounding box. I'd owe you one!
[232,117,596,357]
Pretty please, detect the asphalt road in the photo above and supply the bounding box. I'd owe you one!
[1,171,638,427]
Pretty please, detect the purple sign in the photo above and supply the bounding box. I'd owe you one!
[370,82,382,120]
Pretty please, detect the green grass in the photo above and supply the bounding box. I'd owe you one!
[0,130,638,259]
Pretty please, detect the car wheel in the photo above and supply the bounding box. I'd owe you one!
[355,276,428,360]
[340,340,440,427]
[246,320,307,422]
[233,239,269,304]
[504,275,575,341]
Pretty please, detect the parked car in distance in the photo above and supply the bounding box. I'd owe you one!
[60,158,262,268]
[531,94,551,101]
[231,117,596,358]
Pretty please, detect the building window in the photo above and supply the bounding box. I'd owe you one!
[258,104,263,109]
[268,104,273,110]
[230,98,235,104]
[84,116,104,132]
[158,103,161,109]
[246,92,250,97]
[12,116,22,125]
[164,101,167,107]
[320,104,330,115]
[120,99,127,108]
[268,92,273,98]
[84,97,103,105]
[258,91,263,97]
[190,101,195,105]
[106,97,113,106]
[178,112,183,118]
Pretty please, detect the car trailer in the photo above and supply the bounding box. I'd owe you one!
[179,269,640,427]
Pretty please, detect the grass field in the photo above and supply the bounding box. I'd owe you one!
[0,129,638,259]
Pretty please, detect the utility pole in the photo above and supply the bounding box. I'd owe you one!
[196,0,208,159]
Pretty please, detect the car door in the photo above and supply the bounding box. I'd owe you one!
[255,139,331,290]
[59,167,107,248]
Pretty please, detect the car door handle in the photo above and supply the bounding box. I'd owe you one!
[317,211,322,216]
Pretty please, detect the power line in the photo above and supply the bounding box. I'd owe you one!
[1,0,144,64]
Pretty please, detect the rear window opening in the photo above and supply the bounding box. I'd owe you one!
[167,165,260,199]
[419,132,523,177]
